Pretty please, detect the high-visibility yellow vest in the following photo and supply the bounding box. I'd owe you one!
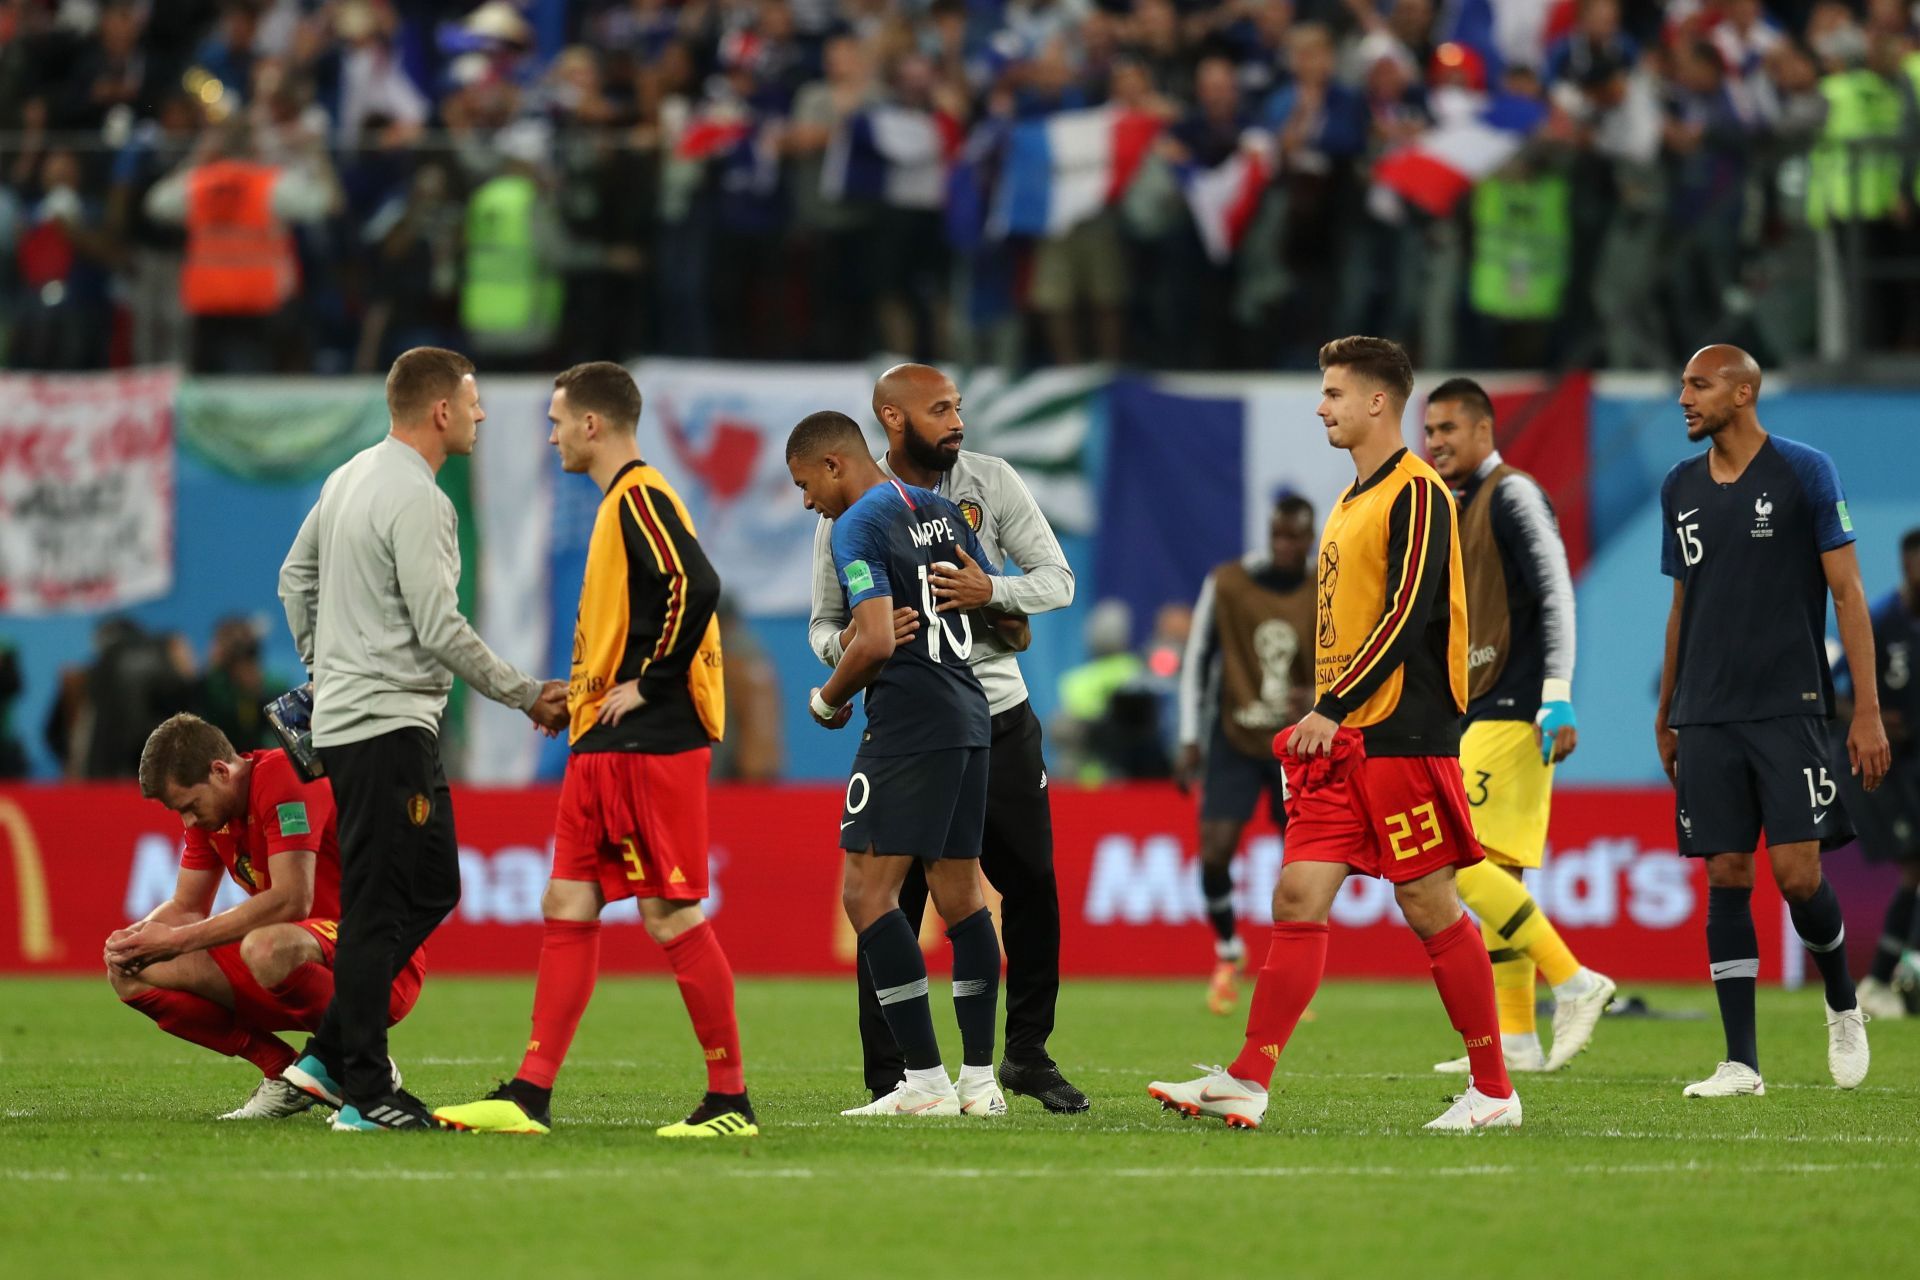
[1469,173,1571,321]
[461,174,562,336]
[1808,70,1903,226]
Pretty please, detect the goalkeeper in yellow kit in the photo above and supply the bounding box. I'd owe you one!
[1422,378,1614,1073]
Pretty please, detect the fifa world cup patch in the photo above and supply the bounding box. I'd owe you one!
[407,794,432,827]
[1837,500,1853,533]
[275,802,310,836]
[845,559,875,595]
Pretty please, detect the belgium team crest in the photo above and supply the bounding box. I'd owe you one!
[957,499,984,532]
[407,794,432,827]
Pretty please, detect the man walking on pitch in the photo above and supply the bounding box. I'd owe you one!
[808,363,1087,1112]
[1657,344,1888,1096]
[791,410,1005,1118]
[1174,495,1318,1015]
[278,346,568,1130]
[435,362,753,1138]
[1149,336,1518,1132]
[1423,378,1614,1074]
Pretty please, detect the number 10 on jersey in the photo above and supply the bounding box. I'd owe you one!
[915,565,974,665]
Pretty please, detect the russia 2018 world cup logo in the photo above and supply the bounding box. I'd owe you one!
[1317,542,1339,650]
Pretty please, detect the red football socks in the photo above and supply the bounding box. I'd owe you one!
[664,920,745,1094]
[124,987,296,1077]
[517,918,603,1089]
[267,962,335,1026]
[1227,921,1330,1088]
[1423,913,1513,1099]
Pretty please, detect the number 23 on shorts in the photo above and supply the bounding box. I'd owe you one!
[1385,802,1444,860]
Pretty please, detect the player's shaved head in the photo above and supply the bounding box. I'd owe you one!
[786,410,868,462]
[872,362,965,476]
[1679,344,1763,442]
[871,363,949,422]
[1690,344,1763,399]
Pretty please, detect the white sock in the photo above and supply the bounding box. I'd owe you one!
[1502,1031,1542,1058]
[905,1065,951,1093]
[1215,936,1246,965]
[956,1064,996,1089]
[1552,969,1599,1000]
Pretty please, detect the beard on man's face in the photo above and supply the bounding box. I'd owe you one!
[901,413,961,472]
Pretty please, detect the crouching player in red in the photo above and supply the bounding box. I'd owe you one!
[111,713,424,1119]
[1148,337,1518,1132]
[434,362,751,1139]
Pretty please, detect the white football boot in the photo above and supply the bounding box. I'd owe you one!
[1436,1034,1545,1074]
[219,1076,318,1120]
[956,1073,1008,1117]
[1543,970,1618,1071]
[1146,1065,1269,1130]
[1826,1004,1870,1089]
[1423,1083,1522,1132]
[1683,1061,1766,1097]
[841,1077,962,1117]
[1855,977,1905,1021]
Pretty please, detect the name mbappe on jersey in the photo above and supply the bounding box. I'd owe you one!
[1660,435,1854,727]
[830,478,995,756]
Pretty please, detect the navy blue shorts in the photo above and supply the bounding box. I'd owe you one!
[840,747,990,862]
[1674,717,1855,857]
[1199,723,1285,828]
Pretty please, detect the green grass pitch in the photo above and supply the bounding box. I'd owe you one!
[2,975,1912,1279]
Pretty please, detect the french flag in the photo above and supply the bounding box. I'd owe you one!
[989,106,1162,237]
[1371,87,1546,217]
[1182,135,1272,263]
[821,106,961,209]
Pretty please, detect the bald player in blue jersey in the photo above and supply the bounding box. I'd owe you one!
[1657,344,1891,1098]
[787,409,1009,1119]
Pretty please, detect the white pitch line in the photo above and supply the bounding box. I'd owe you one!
[0,1161,1889,1185]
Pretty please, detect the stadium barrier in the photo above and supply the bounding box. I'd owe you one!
[5,782,1880,985]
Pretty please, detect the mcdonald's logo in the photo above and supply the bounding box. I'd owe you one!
[0,797,63,962]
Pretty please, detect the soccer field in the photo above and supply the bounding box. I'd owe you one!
[2,976,1912,1279]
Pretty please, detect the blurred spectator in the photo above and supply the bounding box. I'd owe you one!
[0,639,27,779]
[0,0,1916,374]
[1054,599,1147,783]
[59,618,199,781]
[144,117,339,372]
[195,615,284,753]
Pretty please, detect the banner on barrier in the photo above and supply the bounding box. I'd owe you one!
[0,783,1836,983]
[0,368,176,614]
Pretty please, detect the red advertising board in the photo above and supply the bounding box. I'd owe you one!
[0,783,1865,983]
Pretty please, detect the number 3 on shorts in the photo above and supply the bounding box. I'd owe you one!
[1385,802,1444,860]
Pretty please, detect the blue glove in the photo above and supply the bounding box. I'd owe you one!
[1534,685,1576,764]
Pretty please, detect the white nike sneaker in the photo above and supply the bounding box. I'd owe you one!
[1146,1065,1268,1130]
[1826,1004,1870,1089]
[1683,1061,1766,1097]
[1423,1083,1522,1132]
[840,1078,961,1117]
[1544,969,1618,1071]
[1856,977,1906,1021]
[1435,1035,1545,1074]
[219,1076,318,1120]
[956,1075,1008,1117]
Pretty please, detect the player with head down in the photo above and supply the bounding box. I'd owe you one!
[788,410,1006,1118]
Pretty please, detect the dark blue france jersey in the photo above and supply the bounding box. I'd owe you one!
[831,479,996,756]
[1660,436,1854,726]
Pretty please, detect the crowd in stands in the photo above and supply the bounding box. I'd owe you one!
[2,0,1918,375]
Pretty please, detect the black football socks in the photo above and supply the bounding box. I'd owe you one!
[1790,877,1857,1012]
[1202,863,1237,949]
[859,909,942,1072]
[946,907,1001,1069]
[1871,885,1916,985]
[1707,886,1761,1071]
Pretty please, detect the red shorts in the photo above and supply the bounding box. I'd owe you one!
[553,747,711,903]
[210,918,426,1033]
[1277,730,1484,883]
